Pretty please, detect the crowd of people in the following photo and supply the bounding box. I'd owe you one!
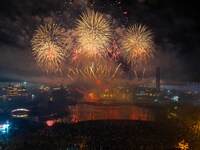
[1,119,191,150]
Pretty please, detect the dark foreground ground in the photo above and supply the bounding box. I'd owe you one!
[2,119,199,150]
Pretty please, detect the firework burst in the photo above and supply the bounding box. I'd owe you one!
[75,11,112,60]
[31,24,69,73]
[122,24,155,66]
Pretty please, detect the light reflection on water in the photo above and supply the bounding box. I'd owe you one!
[67,104,154,123]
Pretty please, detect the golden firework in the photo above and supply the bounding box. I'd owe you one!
[31,24,69,73]
[122,24,155,66]
[75,11,112,60]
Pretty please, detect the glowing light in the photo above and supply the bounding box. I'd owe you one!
[88,92,98,101]
[171,96,179,102]
[96,79,101,85]
[122,24,155,66]
[11,114,28,118]
[71,114,79,123]
[31,94,35,100]
[176,140,189,150]
[46,120,56,127]
[122,11,128,15]
[11,108,29,118]
[11,108,29,113]
[75,10,112,60]
[0,123,10,134]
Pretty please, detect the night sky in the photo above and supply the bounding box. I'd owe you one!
[0,0,199,82]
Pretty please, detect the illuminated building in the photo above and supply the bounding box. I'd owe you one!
[18,86,28,96]
[99,89,114,100]
[7,84,19,97]
[100,88,132,102]
[5,84,28,99]
[0,86,7,99]
[83,86,133,103]
[52,87,61,91]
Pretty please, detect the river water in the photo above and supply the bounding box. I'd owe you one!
[67,104,154,122]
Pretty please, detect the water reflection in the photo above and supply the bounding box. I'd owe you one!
[68,104,154,122]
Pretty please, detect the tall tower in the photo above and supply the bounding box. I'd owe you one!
[156,67,160,91]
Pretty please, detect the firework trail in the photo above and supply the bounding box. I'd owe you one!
[66,64,123,80]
